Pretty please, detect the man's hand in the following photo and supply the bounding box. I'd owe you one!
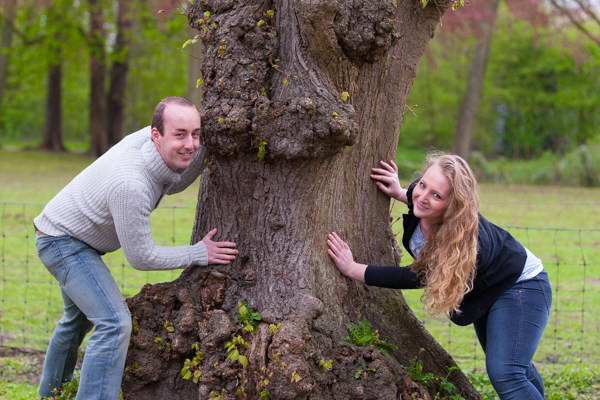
[370,160,407,204]
[202,228,238,264]
[327,232,366,282]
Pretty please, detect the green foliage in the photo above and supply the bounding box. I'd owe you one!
[402,3,600,159]
[51,377,79,399]
[269,323,282,335]
[402,349,464,399]
[235,300,262,332]
[163,320,175,333]
[208,389,226,400]
[318,359,332,370]
[181,342,204,383]
[225,334,249,367]
[342,320,397,356]
[260,389,270,400]
[354,358,376,378]
[257,138,268,160]
[467,135,600,187]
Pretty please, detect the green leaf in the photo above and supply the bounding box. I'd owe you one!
[238,355,248,366]
[266,10,275,17]
[257,20,265,27]
[228,348,239,361]
[239,305,248,316]
[193,370,202,383]
[341,92,349,101]
[204,11,212,18]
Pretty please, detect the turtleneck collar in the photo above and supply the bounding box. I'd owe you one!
[141,138,182,184]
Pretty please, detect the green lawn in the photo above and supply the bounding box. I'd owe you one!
[1,148,599,399]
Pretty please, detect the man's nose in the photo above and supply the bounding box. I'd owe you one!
[183,135,195,149]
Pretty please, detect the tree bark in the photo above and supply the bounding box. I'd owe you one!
[451,0,500,159]
[41,62,65,152]
[0,0,16,116]
[123,1,482,399]
[107,0,131,148]
[88,0,108,157]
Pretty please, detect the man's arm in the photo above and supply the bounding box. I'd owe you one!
[109,181,237,271]
[110,181,207,270]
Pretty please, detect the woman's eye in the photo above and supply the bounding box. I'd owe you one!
[434,193,441,200]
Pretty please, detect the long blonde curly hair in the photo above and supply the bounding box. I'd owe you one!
[410,152,480,317]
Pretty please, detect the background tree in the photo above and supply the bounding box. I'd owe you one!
[107,0,132,147]
[122,1,482,399]
[550,0,600,47]
[452,0,501,159]
[0,0,16,125]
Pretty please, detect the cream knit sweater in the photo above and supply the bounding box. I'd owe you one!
[34,126,211,271]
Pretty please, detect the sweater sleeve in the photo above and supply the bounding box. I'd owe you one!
[167,146,211,195]
[364,265,423,289]
[109,181,208,271]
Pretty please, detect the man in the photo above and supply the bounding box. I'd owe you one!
[33,96,237,399]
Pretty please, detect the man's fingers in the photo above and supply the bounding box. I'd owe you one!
[212,241,237,249]
[203,228,218,241]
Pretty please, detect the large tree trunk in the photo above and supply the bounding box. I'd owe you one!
[41,62,65,152]
[107,0,130,148]
[88,0,108,157]
[451,0,500,159]
[0,0,16,115]
[123,1,481,399]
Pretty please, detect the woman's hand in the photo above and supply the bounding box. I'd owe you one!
[371,160,407,204]
[327,232,366,282]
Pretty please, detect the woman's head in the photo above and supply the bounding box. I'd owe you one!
[411,152,480,317]
[417,152,480,226]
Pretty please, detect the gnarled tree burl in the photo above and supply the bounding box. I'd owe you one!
[122,0,482,399]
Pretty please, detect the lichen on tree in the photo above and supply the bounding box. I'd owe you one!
[121,0,482,399]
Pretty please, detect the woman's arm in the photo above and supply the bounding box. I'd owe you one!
[327,232,423,289]
[371,160,408,204]
[327,232,367,282]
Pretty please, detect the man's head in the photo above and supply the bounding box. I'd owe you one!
[151,96,202,171]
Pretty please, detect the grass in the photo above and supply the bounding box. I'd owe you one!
[1,147,600,399]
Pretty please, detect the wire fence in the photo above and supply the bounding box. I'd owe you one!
[1,200,599,370]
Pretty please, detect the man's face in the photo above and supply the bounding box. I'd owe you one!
[152,104,201,171]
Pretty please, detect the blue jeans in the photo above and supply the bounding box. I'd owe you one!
[36,234,132,400]
[473,270,552,400]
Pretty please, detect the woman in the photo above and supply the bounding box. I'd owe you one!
[327,153,552,400]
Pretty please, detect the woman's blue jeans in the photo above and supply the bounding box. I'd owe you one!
[36,234,132,400]
[473,270,552,400]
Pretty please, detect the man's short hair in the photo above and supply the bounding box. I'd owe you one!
[151,96,197,135]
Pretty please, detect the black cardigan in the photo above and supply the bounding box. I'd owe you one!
[365,179,526,326]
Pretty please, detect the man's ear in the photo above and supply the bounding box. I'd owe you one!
[151,127,160,143]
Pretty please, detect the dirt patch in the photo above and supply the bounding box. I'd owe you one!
[0,346,83,387]
[0,346,45,385]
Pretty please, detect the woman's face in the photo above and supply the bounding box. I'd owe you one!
[412,164,451,226]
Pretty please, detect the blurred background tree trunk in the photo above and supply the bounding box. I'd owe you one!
[452,0,501,159]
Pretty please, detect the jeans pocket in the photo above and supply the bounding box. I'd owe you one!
[38,241,70,286]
